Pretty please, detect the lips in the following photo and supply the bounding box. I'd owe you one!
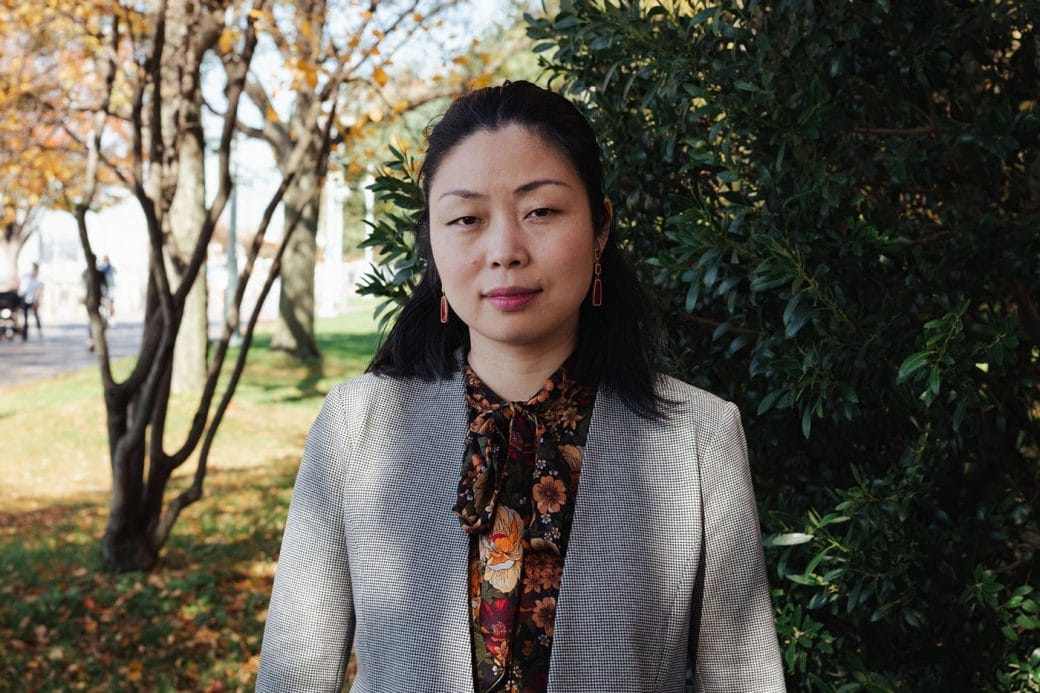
[484,286,541,311]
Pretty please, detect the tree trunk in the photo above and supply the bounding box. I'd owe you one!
[98,0,211,572]
[270,166,321,359]
[101,384,158,571]
[169,142,208,394]
[165,0,208,394]
[0,234,18,291]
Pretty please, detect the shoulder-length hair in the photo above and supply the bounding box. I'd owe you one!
[368,80,666,418]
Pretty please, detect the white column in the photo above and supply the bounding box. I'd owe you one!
[316,171,348,317]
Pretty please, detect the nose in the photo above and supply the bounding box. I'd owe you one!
[485,215,529,269]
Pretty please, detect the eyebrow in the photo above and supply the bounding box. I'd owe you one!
[437,179,572,201]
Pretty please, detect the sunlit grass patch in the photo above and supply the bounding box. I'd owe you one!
[0,305,378,690]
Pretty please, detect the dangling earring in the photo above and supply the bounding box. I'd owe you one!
[440,293,449,323]
[592,246,603,307]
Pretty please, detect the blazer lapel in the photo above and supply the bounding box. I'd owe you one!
[406,371,476,689]
[547,385,702,690]
[345,370,475,691]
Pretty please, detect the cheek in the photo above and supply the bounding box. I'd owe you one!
[550,234,595,275]
[430,234,474,290]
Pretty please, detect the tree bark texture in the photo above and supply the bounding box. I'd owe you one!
[163,0,207,395]
[269,161,321,359]
[0,235,19,292]
[168,131,208,394]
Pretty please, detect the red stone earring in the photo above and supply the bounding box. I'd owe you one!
[440,293,449,323]
[592,246,603,307]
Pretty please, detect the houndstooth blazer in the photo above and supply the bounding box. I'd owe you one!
[256,369,786,692]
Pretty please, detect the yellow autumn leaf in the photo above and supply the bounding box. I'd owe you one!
[392,100,409,113]
[367,108,383,123]
[218,29,234,54]
[348,36,360,49]
[362,10,373,20]
[452,55,470,66]
[412,12,424,22]
[372,67,388,87]
[373,29,385,40]
[299,20,313,41]
[266,106,280,122]
[470,73,492,90]
[369,45,380,56]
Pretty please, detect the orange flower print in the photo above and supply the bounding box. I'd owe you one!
[522,552,544,592]
[560,444,583,472]
[480,505,523,592]
[529,536,560,554]
[531,596,557,636]
[469,554,483,618]
[537,560,563,591]
[533,475,566,515]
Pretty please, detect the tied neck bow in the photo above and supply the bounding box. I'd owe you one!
[453,364,595,553]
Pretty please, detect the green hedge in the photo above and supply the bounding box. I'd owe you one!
[526,1,1040,689]
[361,1,1040,688]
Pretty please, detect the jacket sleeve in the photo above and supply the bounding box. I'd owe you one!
[691,402,786,692]
[257,385,356,692]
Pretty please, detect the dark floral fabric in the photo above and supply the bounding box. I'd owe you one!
[453,362,596,693]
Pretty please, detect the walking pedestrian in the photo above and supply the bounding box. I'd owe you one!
[18,262,44,339]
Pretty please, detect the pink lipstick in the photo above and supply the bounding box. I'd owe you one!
[484,286,540,311]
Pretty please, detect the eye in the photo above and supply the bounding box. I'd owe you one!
[448,215,480,227]
[526,207,556,220]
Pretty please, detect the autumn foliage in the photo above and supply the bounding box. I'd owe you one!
[0,0,508,574]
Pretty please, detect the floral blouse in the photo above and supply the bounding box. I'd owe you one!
[453,362,597,693]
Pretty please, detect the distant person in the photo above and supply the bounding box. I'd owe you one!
[98,255,116,324]
[82,264,106,352]
[17,262,44,339]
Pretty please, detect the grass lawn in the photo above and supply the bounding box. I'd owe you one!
[0,305,379,691]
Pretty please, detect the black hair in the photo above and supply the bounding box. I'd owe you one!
[367,80,667,418]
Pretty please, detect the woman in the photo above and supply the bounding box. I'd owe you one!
[257,81,784,692]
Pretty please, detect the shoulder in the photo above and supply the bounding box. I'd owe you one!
[654,374,734,414]
[648,374,741,436]
[323,370,465,427]
[593,374,742,454]
[329,370,462,403]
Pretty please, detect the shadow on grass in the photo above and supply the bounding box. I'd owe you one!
[0,459,301,690]
[241,330,381,404]
[0,463,299,578]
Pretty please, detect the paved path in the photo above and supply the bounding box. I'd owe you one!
[0,321,144,388]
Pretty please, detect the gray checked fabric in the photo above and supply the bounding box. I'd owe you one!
[256,369,786,692]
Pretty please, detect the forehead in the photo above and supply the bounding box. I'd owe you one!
[428,125,582,197]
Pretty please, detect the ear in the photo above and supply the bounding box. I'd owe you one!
[597,197,613,250]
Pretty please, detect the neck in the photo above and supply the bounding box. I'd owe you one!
[467,332,577,402]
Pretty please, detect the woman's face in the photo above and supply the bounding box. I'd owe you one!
[428,124,608,359]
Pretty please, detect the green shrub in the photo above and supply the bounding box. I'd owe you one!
[362,1,1040,687]
[525,1,1040,688]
